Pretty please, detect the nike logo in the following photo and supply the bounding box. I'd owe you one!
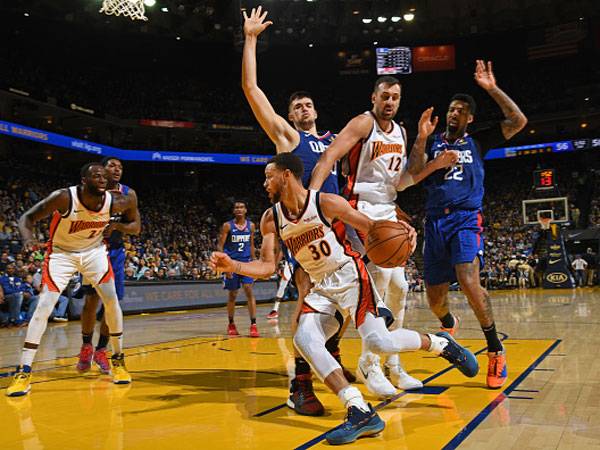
[549,259,561,264]
[359,366,368,380]
[280,224,288,230]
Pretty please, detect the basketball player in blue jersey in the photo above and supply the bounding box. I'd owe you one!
[420,60,527,389]
[217,201,259,338]
[242,6,351,416]
[77,157,141,374]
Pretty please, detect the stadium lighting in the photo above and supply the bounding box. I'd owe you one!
[308,43,314,47]
[581,122,588,128]
[176,36,181,40]
[161,7,168,12]
[373,41,378,45]
[584,97,590,101]
[362,18,373,24]
[529,129,536,134]
[391,16,401,22]
[377,16,387,23]
[403,13,415,21]
[143,0,156,7]
[24,12,30,17]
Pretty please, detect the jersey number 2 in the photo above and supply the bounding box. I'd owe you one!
[308,241,331,260]
[238,242,245,252]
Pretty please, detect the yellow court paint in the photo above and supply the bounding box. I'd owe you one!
[0,336,557,449]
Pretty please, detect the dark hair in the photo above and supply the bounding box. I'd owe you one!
[374,76,401,92]
[101,156,123,167]
[233,200,247,208]
[288,91,314,108]
[450,93,477,115]
[80,162,104,178]
[268,153,304,179]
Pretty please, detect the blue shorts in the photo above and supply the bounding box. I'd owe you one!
[423,209,484,285]
[109,247,126,301]
[223,272,254,291]
[280,241,300,282]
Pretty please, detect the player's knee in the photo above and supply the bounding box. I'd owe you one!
[363,331,395,354]
[32,294,58,321]
[293,326,323,358]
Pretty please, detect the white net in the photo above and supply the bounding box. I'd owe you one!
[100,0,148,21]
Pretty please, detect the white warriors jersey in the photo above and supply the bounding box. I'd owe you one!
[344,112,408,204]
[274,190,358,283]
[48,186,112,252]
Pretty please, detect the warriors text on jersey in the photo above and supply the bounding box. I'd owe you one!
[272,190,359,283]
[343,112,407,206]
[423,125,505,216]
[292,130,339,194]
[48,186,112,253]
[224,219,253,262]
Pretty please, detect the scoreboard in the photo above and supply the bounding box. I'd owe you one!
[533,169,556,190]
[376,47,412,75]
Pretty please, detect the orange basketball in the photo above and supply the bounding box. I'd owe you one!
[366,220,414,268]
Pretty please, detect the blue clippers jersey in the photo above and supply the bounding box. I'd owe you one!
[224,219,252,261]
[424,125,505,216]
[108,183,130,249]
[292,130,339,194]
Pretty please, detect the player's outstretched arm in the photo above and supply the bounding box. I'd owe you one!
[406,107,439,175]
[242,6,298,152]
[18,189,70,250]
[308,114,372,191]
[210,209,279,279]
[474,60,527,139]
[109,189,141,236]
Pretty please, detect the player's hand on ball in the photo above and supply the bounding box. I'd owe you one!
[243,6,273,37]
[417,107,439,138]
[399,220,417,252]
[210,251,235,274]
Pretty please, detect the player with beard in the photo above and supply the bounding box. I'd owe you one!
[242,6,351,416]
[77,157,140,375]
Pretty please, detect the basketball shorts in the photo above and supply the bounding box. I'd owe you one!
[423,209,484,285]
[223,272,254,291]
[81,246,126,300]
[345,201,397,256]
[302,259,379,328]
[43,244,114,294]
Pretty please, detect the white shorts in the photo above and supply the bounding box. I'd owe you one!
[302,259,379,327]
[43,244,113,294]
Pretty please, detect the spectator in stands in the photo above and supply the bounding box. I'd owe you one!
[0,263,25,326]
[571,255,588,287]
[583,248,597,286]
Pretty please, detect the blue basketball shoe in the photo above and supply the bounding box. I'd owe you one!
[325,404,385,445]
[436,331,479,377]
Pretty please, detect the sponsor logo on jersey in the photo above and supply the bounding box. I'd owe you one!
[68,220,109,234]
[370,141,404,161]
[303,215,318,222]
[285,225,325,256]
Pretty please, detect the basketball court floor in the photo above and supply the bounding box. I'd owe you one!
[1,288,598,449]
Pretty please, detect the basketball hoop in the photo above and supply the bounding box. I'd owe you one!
[538,217,552,230]
[100,0,148,21]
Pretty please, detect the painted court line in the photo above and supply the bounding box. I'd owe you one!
[442,339,562,450]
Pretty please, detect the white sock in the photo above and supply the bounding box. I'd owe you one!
[427,334,448,355]
[385,353,400,368]
[273,300,281,312]
[110,334,123,355]
[21,348,37,368]
[338,385,370,413]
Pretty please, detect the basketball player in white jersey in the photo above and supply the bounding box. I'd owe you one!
[210,153,478,445]
[309,76,442,397]
[7,162,136,396]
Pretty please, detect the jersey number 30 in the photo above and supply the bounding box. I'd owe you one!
[308,240,331,260]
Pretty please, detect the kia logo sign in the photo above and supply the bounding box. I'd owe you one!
[546,272,568,284]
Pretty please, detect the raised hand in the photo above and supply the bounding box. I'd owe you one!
[417,107,439,138]
[474,59,497,91]
[243,6,273,38]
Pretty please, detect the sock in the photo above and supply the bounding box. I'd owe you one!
[21,348,37,368]
[250,318,256,325]
[272,300,281,312]
[427,334,448,355]
[440,313,455,328]
[338,386,369,412]
[295,357,311,377]
[109,333,123,355]
[482,323,503,353]
[82,334,93,345]
[228,317,234,325]
[385,353,400,368]
[96,334,109,350]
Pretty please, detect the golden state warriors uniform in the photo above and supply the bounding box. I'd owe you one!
[272,190,377,327]
[42,186,114,294]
